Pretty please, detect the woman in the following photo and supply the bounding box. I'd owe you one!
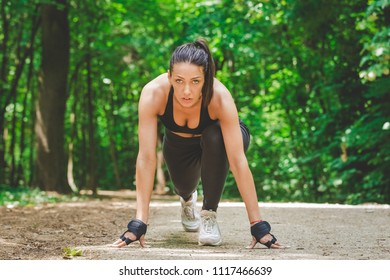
[113,38,284,249]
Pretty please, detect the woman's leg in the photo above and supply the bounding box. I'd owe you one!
[200,121,250,211]
[162,130,202,200]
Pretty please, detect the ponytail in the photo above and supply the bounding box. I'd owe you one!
[169,38,215,106]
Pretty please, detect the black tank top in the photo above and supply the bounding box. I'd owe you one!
[159,87,217,134]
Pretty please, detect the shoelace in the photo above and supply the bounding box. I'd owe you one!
[183,206,195,219]
[202,215,215,233]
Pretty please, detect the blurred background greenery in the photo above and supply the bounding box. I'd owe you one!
[0,0,389,205]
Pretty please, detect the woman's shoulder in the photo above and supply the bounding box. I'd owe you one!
[211,79,234,105]
[209,78,235,119]
[140,73,170,115]
[142,73,170,94]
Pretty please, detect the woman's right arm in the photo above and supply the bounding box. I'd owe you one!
[113,76,167,248]
[135,85,160,224]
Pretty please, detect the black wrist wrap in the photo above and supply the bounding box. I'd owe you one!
[127,219,147,240]
[251,221,271,242]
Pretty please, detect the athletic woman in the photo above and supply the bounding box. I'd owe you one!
[113,38,284,249]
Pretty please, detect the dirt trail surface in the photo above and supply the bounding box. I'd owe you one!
[0,190,389,260]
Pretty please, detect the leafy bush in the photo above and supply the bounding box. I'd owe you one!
[0,185,80,207]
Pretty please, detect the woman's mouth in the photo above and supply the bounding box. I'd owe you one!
[182,97,192,103]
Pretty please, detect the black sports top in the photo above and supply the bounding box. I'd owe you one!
[158,87,217,135]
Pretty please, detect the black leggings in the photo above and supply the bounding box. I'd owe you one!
[163,121,250,211]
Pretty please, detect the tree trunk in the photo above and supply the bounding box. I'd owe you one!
[85,53,97,194]
[35,1,71,193]
[9,92,17,186]
[67,112,77,192]
[0,0,10,184]
[66,62,82,193]
[1,5,39,185]
[28,81,36,186]
[105,112,122,188]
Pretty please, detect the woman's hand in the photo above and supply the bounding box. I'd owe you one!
[247,233,285,249]
[113,232,146,248]
[112,219,148,248]
[247,221,287,249]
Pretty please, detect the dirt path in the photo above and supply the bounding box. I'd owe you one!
[0,190,389,260]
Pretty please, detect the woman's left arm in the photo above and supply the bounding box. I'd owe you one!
[213,82,286,249]
[213,87,261,224]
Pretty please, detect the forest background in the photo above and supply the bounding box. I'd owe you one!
[0,0,389,206]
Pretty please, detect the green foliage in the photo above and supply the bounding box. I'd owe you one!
[341,77,390,203]
[0,185,81,207]
[63,247,83,259]
[0,0,389,204]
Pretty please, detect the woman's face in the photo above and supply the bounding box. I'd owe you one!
[169,62,205,109]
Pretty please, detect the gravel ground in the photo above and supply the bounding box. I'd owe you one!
[1,190,389,260]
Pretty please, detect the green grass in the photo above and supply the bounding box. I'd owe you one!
[0,185,83,207]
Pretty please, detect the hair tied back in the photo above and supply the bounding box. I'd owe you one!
[194,40,203,49]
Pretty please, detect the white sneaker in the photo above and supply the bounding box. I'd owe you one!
[198,210,222,246]
[180,191,200,232]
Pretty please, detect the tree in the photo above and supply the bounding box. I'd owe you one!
[35,0,71,193]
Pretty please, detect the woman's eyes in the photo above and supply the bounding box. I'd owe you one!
[175,79,200,84]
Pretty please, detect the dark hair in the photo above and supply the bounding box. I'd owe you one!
[169,38,215,106]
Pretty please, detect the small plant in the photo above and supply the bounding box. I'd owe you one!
[63,247,83,259]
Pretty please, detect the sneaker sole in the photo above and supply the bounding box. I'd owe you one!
[198,239,222,246]
[182,225,200,232]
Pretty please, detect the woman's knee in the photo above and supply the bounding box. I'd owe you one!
[201,123,225,150]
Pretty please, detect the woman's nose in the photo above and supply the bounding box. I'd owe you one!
[183,84,191,95]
